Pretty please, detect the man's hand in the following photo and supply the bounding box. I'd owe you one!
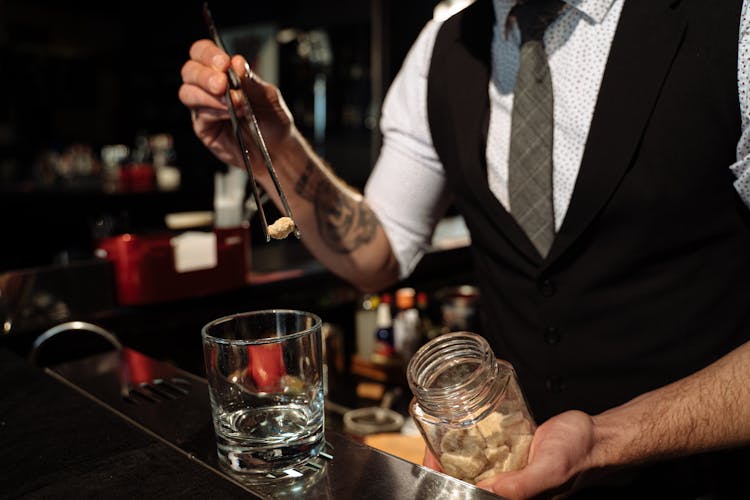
[177,40,399,292]
[423,447,442,472]
[421,411,596,499]
[415,411,597,499]
[178,39,294,177]
[473,340,750,498]
[473,411,595,498]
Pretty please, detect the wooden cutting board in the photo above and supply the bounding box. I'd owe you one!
[364,433,426,465]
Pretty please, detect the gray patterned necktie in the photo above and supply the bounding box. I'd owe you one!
[508,0,565,258]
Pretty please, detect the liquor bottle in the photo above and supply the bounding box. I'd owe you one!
[371,293,396,363]
[355,293,380,360]
[393,287,421,359]
[416,291,438,340]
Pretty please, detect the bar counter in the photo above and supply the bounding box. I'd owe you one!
[0,347,252,499]
[1,346,500,499]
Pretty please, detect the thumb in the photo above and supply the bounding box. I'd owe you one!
[230,57,280,109]
[476,459,571,500]
[476,468,533,500]
[232,58,266,97]
[423,447,443,472]
[232,57,293,129]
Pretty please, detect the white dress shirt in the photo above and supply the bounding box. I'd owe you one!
[365,0,750,278]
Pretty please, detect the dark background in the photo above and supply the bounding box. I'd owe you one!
[0,0,440,272]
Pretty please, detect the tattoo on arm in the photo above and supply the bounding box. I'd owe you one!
[295,159,378,254]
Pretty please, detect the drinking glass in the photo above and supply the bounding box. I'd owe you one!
[202,309,325,475]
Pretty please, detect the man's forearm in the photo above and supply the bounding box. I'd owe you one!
[259,129,400,292]
[588,340,750,470]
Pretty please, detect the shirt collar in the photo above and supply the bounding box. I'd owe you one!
[493,0,618,38]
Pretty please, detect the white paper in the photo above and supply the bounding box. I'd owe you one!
[170,231,218,273]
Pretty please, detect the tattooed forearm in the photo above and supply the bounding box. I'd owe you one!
[294,159,318,202]
[294,159,378,253]
[314,181,378,253]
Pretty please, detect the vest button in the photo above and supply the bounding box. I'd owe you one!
[545,375,565,392]
[544,326,561,345]
[539,279,556,297]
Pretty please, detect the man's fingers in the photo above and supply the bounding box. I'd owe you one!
[422,448,443,471]
[475,457,571,500]
[181,59,228,97]
[476,468,555,500]
[178,83,227,114]
[476,470,527,499]
[189,39,230,70]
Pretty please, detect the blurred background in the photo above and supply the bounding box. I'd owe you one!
[0,2,479,455]
[0,0,464,271]
[0,0,476,356]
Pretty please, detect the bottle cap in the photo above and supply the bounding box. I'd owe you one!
[395,287,416,310]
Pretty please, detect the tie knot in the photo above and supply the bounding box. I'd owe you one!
[511,0,566,43]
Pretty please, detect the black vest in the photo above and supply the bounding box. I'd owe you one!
[428,0,750,424]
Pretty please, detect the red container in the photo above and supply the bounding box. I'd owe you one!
[96,224,250,305]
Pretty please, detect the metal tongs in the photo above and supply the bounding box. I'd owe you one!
[202,3,299,241]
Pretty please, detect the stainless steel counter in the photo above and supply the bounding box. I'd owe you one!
[48,347,500,499]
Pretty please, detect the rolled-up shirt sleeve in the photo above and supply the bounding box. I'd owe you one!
[365,20,453,278]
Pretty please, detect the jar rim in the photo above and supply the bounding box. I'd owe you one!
[407,332,507,416]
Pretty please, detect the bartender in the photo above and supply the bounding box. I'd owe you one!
[179,0,750,497]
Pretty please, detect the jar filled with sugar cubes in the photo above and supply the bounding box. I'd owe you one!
[407,332,536,484]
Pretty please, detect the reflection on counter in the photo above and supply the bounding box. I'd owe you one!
[33,345,500,499]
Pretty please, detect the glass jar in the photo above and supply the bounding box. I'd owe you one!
[407,332,536,484]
